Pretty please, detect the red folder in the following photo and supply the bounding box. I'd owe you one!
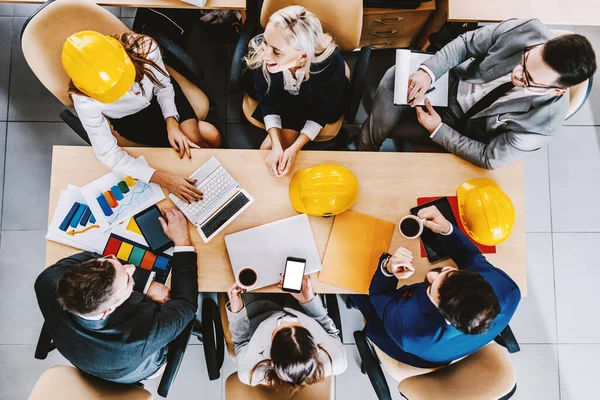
[417,196,496,257]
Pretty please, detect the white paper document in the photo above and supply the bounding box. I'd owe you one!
[394,49,449,107]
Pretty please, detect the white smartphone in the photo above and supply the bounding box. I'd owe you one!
[282,257,306,293]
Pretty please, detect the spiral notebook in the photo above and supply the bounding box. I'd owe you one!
[394,49,449,107]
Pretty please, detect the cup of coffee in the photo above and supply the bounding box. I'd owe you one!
[236,266,258,290]
[399,215,425,239]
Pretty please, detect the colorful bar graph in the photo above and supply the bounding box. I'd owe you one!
[70,204,87,228]
[96,177,139,217]
[59,203,80,232]
[90,214,96,224]
[110,185,124,200]
[96,194,113,216]
[104,191,118,208]
[80,206,92,226]
[124,176,136,187]
[118,181,130,194]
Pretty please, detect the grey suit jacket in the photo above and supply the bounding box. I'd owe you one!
[423,19,569,169]
[226,296,347,386]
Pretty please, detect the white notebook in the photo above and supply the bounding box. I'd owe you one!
[394,49,449,107]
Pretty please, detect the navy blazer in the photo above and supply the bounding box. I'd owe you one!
[35,251,198,383]
[250,49,348,129]
[365,226,521,367]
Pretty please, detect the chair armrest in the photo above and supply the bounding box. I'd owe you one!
[494,325,520,354]
[345,46,371,123]
[229,0,259,93]
[59,110,90,145]
[198,298,225,381]
[354,330,392,400]
[157,320,195,397]
[323,294,344,343]
[34,322,55,360]
[152,33,204,82]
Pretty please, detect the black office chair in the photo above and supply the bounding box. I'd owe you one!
[354,324,520,400]
[227,0,371,150]
[34,296,223,398]
[21,0,208,146]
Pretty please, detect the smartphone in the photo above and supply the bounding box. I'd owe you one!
[133,205,174,254]
[281,257,307,293]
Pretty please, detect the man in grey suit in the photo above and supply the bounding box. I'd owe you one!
[357,19,596,169]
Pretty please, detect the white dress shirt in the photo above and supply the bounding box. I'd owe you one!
[263,67,323,141]
[72,38,179,183]
[418,66,545,138]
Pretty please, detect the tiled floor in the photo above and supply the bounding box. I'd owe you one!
[0,5,599,400]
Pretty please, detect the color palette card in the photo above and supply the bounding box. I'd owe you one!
[103,234,172,285]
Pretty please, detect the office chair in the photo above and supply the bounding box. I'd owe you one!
[29,365,153,400]
[354,324,520,400]
[34,296,224,398]
[213,292,343,399]
[20,0,209,146]
[228,0,371,150]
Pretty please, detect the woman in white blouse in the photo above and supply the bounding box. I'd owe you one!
[62,31,221,202]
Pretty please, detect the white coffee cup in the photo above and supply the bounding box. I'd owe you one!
[236,266,259,290]
[398,215,426,239]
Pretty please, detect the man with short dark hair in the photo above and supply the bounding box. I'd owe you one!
[352,206,521,367]
[357,19,597,169]
[35,209,197,383]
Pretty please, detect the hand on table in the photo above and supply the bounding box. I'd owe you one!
[407,69,432,107]
[277,146,298,177]
[417,205,452,235]
[152,171,203,204]
[277,274,315,304]
[158,208,192,246]
[146,281,171,304]
[387,247,415,280]
[264,143,284,177]
[227,283,245,313]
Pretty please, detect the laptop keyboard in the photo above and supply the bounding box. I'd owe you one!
[201,192,250,238]
[173,166,238,225]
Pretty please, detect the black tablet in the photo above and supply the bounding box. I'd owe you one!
[410,197,458,263]
[133,205,174,254]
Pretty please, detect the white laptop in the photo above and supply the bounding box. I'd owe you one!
[169,157,254,243]
[224,214,322,291]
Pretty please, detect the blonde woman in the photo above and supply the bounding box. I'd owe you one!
[245,6,348,177]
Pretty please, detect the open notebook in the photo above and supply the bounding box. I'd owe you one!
[394,49,449,107]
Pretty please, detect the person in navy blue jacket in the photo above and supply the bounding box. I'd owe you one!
[244,6,348,177]
[352,205,521,368]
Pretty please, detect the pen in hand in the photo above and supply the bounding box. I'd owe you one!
[408,86,436,104]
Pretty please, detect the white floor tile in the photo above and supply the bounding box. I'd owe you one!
[337,295,366,345]
[13,4,40,17]
[336,345,405,400]
[0,4,13,16]
[554,233,600,343]
[121,7,137,18]
[523,147,551,232]
[2,122,87,230]
[0,17,11,121]
[0,122,6,225]
[142,345,222,399]
[510,234,557,343]
[559,344,600,400]
[0,232,47,344]
[510,344,560,400]
[0,344,71,400]
[548,126,600,232]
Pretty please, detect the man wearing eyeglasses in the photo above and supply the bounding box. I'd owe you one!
[357,19,597,169]
[34,209,198,384]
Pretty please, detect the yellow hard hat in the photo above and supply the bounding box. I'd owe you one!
[62,31,135,104]
[289,164,359,217]
[457,178,515,246]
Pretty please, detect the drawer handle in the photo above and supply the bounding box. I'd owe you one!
[369,30,398,38]
[367,42,392,49]
[374,17,405,25]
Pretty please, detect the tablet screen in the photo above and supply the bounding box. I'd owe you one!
[135,207,173,252]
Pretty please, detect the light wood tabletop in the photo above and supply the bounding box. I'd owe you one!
[3,0,245,10]
[449,0,600,25]
[47,146,527,295]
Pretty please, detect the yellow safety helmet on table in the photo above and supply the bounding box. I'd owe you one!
[62,31,135,104]
[457,178,515,246]
[289,164,359,217]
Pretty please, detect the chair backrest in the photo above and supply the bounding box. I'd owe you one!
[225,373,334,400]
[549,29,593,119]
[397,344,516,400]
[21,0,130,108]
[259,0,363,51]
[29,366,153,400]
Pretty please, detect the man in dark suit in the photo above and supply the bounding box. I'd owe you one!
[352,206,521,367]
[35,209,198,384]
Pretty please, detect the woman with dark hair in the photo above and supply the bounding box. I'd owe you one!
[226,276,347,388]
[63,31,221,203]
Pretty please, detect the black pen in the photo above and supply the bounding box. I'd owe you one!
[408,86,436,104]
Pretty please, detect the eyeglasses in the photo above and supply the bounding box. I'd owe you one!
[521,44,563,90]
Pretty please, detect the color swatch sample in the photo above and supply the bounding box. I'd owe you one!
[97,176,139,217]
[102,234,172,284]
[59,202,97,232]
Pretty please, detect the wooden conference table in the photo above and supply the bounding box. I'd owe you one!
[46,146,527,295]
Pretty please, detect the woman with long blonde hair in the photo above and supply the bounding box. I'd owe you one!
[245,6,348,177]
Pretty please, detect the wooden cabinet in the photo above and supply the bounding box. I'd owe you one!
[360,1,436,50]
